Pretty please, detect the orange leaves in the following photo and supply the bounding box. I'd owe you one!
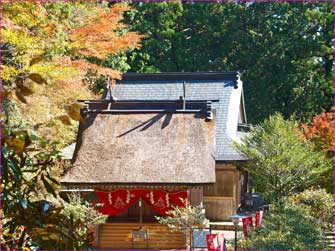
[69,3,144,60]
[302,109,334,156]
[70,59,122,79]
[69,4,129,40]
[4,1,143,148]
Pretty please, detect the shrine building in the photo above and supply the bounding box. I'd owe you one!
[61,72,249,249]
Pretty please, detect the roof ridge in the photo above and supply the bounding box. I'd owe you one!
[120,71,241,81]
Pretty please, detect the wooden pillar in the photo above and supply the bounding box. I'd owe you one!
[189,187,203,206]
[94,224,100,247]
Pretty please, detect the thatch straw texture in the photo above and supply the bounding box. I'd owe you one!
[62,112,215,185]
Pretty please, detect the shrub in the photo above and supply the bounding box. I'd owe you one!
[155,199,209,231]
[239,205,328,250]
[287,188,333,231]
[59,193,107,250]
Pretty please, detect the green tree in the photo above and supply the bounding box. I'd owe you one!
[124,1,184,72]
[235,114,327,203]
[125,1,333,123]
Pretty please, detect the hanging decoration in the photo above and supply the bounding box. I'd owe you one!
[206,233,225,251]
[242,216,254,237]
[255,210,263,227]
[166,193,170,207]
[93,189,187,216]
[94,189,142,216]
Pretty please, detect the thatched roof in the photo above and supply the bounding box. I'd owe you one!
[110,72,248,161]
[62,112,216,185]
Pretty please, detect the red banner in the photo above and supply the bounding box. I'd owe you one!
[206,234,224,251]
[141,189,187,216]
[255,210,263,227]
[93,189,187,216]
[242,216,254,237]
[94,189,142,216]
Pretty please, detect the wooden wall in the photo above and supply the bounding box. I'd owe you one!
[94,222,187,249]
[203,163,243,221]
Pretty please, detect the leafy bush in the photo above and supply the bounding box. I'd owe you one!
[239,205,328,250]
[287,188,333,231]
[1,129,61,250]
[1,129,106,250]
[155,199,209,231]
[59,193,107,249]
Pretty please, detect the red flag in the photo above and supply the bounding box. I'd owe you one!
[255,210,263,227]
[206,234,225,251]
[242,216,254,237]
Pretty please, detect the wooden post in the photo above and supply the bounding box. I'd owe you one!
[94,224,100,247]
[139,198,143,229]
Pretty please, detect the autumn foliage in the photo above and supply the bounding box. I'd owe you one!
[69,4,143,61]
[302,110,334,158]
[2,1,143,146]
[1,3,143,249]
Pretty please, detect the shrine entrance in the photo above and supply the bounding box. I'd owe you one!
[92,188,189,249]
[107,198,158,223]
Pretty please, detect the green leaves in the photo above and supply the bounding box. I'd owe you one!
[2,130,105,250]
[125,1,333,123]
[155,199,209,231]
[287,189,333,232]
[239,205,327,250]
[1,129,63,250]
[235,114,327,203]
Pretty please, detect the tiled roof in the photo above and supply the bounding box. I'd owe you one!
[105,72,246,161]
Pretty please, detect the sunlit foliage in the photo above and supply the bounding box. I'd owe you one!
[2,1,143,147]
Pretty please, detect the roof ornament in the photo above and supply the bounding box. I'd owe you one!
[179,81,186,110]
[108,77,114,101]
[235,71,242,89]
[183,81,186,110]
[107,77,114,111]
[206,101,213,121]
